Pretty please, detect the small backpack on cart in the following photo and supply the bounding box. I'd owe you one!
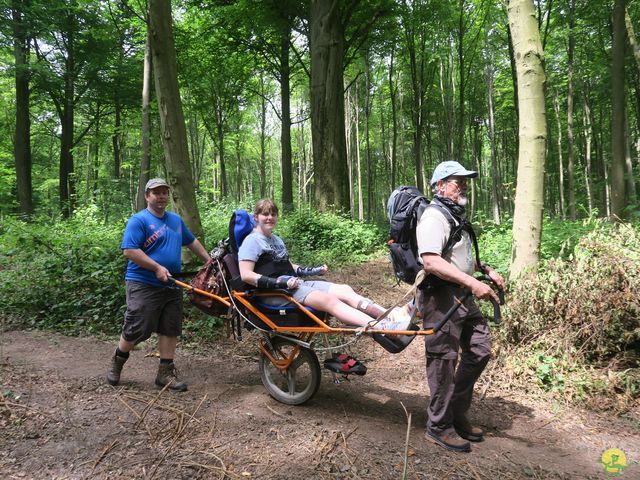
[187,209,256,316]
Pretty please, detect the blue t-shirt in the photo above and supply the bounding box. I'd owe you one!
[121,209,195,287]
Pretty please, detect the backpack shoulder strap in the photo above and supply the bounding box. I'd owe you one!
[426,202,482,267]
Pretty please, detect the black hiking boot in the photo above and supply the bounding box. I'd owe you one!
[106,351,128,386]
[155,363,188,392]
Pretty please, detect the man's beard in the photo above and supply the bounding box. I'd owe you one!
[456,195,468,207]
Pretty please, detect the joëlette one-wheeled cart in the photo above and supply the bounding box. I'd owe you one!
[172,231,503,406]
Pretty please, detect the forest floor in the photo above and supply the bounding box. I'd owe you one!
[1,258,639,479]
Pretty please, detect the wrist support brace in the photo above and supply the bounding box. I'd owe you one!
[296,265,324,277]
[257,275,292,290]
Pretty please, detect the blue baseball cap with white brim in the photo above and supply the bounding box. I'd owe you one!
[430,161,478,187]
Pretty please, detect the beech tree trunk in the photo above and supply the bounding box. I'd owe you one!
[566,0,576,220]
[388,47,398,190]
[12,0,33,217]
[403,7,427,193]
[215,106,228,198]
[136,24,152,212]
[309,0,349,212]
[259,76,267,199]
[59,38,75,219]
[354,82,363,221]
[456,0,465,160]
[280,31,293,211]
[486,63,500,225]
[552,92,566,219]
[583,89,594,216]
[611,0,627,220]
[149,0,204,239]
[508,0,547,278]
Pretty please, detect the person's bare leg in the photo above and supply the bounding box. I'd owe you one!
[117,336,136,353]
[158,335,178,360]
[303,290,373,327]
[328,284,387,318]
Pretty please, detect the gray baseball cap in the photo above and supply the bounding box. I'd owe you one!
[430,161,478,186]
[145,178,170,191]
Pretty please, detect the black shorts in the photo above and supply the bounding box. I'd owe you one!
[122,281,183,344]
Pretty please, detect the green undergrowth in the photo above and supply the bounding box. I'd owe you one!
[0,202,383,339]
[497,221,640,413]
[0,205,126,337]
[200,203,385,265]
[1,205,639,415]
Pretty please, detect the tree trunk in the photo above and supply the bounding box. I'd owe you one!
[405,20,425,192]
[345,83,354,216]
[354,82,363,221]
[280,31,293,211]
[136,24,152,212]
[611,0,627,220]
[582,89,594,216]
[552,92,566,219]
[87,109,99,203]
[259,76,267,199]
[389,47,398,190]
[216,105,228,198]
[12,0,33,217]
[624,111,637,204]
[235,135,242,202]
[507,26,519,154]
[508,0,547,278]
[456,0,465,160]
[309,0,349,212]
[149,0,204,240]
[59,30,75,219]
[113,96,122,178]
[486,63,500,225]
[364,52,374,220]
[566,0,576,219]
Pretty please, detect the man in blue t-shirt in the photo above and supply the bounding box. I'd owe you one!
[106,178,210,391]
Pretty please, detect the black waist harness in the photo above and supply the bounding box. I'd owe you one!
[254,254,295,278]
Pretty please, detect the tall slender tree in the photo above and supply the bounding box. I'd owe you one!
[611,0,627,220]
[508,0,547,278]
[137,22,153,212]
[149,0,204,239]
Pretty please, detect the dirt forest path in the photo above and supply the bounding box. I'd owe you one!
[1,259,639,479]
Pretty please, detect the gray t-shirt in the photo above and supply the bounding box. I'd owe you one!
[416,206,474,276]
[238,231,289,264]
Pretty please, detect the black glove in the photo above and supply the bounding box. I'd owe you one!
[296,265,325,277]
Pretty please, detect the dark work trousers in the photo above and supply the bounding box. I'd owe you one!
[418,285,491,435]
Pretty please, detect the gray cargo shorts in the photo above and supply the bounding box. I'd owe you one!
[122,281,183,344]
[290,280,333,303]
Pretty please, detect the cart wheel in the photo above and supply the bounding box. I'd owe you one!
[259,336,321,405]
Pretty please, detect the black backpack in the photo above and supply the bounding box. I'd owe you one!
[386,186,481,287]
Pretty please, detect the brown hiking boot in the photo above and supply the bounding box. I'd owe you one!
[106,351,127,386]
[426,429,471,452]
[454,418,484,442]
[155,363,188,392]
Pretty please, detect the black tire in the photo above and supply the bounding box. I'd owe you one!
[259,336,321,405]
